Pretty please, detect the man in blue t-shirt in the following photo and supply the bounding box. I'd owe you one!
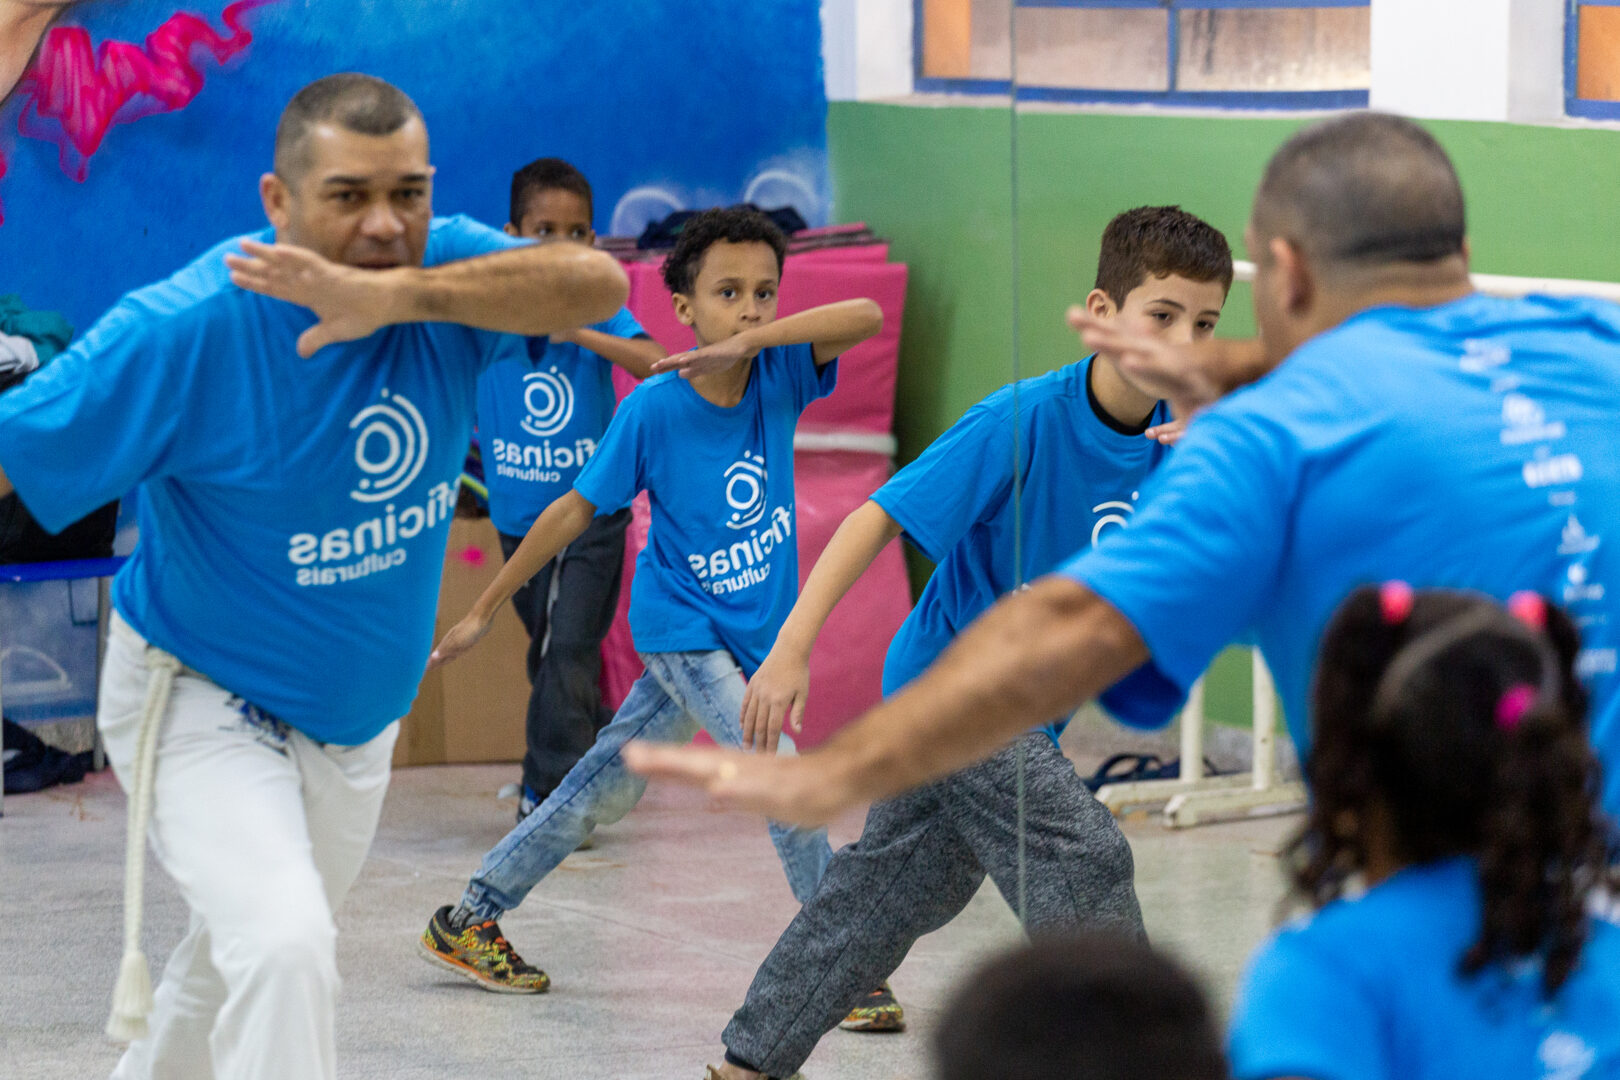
[705,208,1232,1080]
[0,75,627,1080]
[416,208,884,996]
[624,115,1620,840]
[478,158,667,819]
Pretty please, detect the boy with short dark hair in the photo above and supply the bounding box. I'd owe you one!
[936,934,1227,1080]
[482,156,667,818]
[419,207,884,993]
[703,206,1233,1079]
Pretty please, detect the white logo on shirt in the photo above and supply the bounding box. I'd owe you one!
[1523,452,1583,490]
[1565,562,1607,604]
[520,367,575,438]
[1538,1031,1595,1080]
[725,452,769,530]
[1501,393,1567,446]
[1561,515,1601,556]
[349,389,429,503]
[1460,339,1511,373]
[1091,492,1140,547]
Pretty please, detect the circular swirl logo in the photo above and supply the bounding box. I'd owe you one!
[520,367,575,438]
[724,452,769,530]
[349,389,429,503]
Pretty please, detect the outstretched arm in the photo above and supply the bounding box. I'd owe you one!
[227,240,629,358]
[651,299,883,378]
[741,500,904,752]
[429,490,596,668]
[1068,308,1273,421]
[554,329,666,381]
[625,576,1148,826]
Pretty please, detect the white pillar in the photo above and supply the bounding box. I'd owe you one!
[822,0,913,102]
[1370,0,1566,123]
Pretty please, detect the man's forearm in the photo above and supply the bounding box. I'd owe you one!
[813,577,1149,804]
[394,244,628,337]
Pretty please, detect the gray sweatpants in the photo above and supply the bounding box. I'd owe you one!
[723,732,1144,1077]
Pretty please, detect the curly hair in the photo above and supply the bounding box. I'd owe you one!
[1291,586,1614,996]
[1094,205,1234,307]
[660,206,787,296]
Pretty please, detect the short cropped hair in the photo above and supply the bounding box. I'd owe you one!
[1253,112,1466,268]
[935,934,1228,1080]
[509,157,594,228]
[1095,206,1234,307]
[273,73,423,181]
[661,207,788,296]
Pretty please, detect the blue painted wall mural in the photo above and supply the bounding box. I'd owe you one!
[1,0,830,333]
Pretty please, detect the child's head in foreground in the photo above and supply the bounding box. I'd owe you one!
[661,207,788,348]
[934,933,1228,1080]
[508,157,595,244]
[1086,205,1235,353]
[1298,583,1613,994]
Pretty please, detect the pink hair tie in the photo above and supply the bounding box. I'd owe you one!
[1379,581,1414,625]
[1507,591,1547,631]
[1496,683,1536,732]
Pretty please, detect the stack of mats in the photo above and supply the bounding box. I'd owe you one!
[598,226,912,748]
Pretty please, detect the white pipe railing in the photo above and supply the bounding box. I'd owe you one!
[1233,260,1620,303]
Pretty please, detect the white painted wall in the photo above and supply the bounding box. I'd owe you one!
[1370,0,1565,122]
[821,0,913,102]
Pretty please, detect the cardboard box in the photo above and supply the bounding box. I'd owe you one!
[392,517,531,767]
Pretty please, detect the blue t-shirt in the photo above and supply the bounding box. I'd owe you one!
[1229,858,1620,1080]
[1061,295,1620,817]
[572,344,836,674]
[0,216,526,744]
[875,357,1177,738]
[477,307,648,537]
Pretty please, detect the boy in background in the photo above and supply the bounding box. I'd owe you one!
[704,207,1232,1079]
[481,158,667,819]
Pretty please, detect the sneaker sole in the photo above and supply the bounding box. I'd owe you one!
[416,937,550,995]
[838,1014,905,1033]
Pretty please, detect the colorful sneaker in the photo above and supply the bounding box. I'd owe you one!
[418,906,550,994]
[838,982,905,1032]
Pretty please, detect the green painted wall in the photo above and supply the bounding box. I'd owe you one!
[828,101,1620,729]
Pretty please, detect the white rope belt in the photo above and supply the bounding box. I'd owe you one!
[105,644,183,1043]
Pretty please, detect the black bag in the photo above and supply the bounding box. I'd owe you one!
[2,717,92,796]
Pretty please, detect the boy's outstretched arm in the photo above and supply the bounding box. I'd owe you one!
[429,490,596,668]
[742,500,904,753]
[554,328,666,381]
[651,299,883,378]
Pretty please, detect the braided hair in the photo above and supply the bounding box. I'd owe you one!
[1290,585,1615,995]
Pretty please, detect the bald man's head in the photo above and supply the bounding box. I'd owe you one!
[1252,113,1466,273]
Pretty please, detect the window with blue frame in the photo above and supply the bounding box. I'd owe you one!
[1570,1,1620,118]
[915,0,1370,109]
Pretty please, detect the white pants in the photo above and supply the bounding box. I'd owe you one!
[98,614,397,1080]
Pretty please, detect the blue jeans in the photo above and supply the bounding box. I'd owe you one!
[459,650,832,919]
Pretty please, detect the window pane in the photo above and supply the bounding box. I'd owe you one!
[1578,5,1620,102]
[1014,7,1170,92]
[921,0,1012,81]
[1177,7,1370,92]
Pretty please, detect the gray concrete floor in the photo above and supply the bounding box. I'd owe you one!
[0,756,1298,1080]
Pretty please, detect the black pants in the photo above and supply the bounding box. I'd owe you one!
[499,507,630,799]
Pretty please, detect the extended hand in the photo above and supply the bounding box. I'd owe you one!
[1067,307,1227,421]
[1144,416,1189,446]
[740,650,808,753]
[621,741,856,828]
[227,240,401,357]
[427,612,494,670]
[649,336,758,379]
